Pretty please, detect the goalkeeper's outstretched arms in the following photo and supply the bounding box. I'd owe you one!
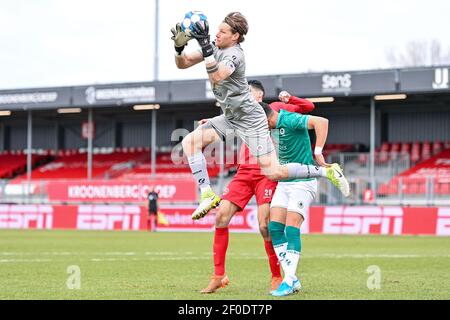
[171,23,203,69]
[270,90,315,114]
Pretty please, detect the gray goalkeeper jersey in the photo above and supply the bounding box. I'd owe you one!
[210,43,259,119]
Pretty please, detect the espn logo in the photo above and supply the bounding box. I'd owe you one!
[0,205,53,229]
[77,205,141,230]
[322,206,403,235]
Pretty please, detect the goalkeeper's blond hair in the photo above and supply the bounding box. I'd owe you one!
[223,12,248,43]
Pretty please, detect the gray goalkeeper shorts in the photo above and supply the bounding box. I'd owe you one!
[206,106,275,158]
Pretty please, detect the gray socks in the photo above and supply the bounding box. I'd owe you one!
[188,153,211,191]
[286,163,326,179]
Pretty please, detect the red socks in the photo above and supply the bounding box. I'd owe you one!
[213,227,229,276]
[213,228,281,279]
[264,240,282,278]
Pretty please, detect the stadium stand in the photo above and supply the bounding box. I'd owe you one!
[377,147,450,196]
[0,150,52,179]
[8,147,230,181]
[358,141,448,166]
[11,148,149,180]
[323,143,354,157]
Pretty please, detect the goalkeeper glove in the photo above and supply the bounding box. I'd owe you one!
[191,21,214,58]
[171,23,192,55]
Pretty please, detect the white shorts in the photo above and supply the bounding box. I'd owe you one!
[270,180,317,218]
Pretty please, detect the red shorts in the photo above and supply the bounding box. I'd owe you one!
[222,169,278,210]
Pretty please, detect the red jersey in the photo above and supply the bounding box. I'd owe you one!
[269,96,315,114]
[238,96,315,171]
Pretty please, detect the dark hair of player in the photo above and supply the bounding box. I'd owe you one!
[223,12,248,43]
[260,102,274,117]
[248,80,265,98]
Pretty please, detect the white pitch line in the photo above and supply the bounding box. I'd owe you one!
[0,258,53,263]
[0,252,75,256]
[89,257,213,262]
[0,251,207,256]
[303,253,450,258]
[1,252,450,263]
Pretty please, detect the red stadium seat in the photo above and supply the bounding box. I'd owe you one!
[0,153,50,179]
[375,142,391,164]
[434,183,440,194]
[391,142,400,153]
[358,153,368,165]
[436,183,450,195]
[411,144,421,163]
[400,142,411,154]
[378,151,389,164]
[418,182,426,194]
[433,141,443,155]
[444,142,450,150]
[378,182,399,195]
[377,184,388,195]
[380,142,390,152]
[441,184,450,195]
[421,141,431,161]
[390,142,401,160]
[403,183,413,195]
[7,147,225,181]
[385,147,450,197]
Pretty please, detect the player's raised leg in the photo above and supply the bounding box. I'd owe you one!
[243,102,350,197]
[257,151,350,197]
[182,124,222,220]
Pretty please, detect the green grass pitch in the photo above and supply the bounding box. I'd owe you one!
[0,230,449,300]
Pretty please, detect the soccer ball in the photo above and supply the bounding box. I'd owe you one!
[181,11,208,35]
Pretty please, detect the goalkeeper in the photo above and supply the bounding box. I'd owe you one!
[171,12,350,221]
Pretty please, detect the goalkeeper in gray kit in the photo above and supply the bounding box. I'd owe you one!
[171,12,350,220]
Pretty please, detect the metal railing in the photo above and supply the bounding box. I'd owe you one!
[316,152,449,206]
[314,175,450,206]
[327,152,411,180]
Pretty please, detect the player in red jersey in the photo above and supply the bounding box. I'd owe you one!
[200,80,315,293]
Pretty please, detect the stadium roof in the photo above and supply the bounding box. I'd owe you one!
[0,66,449,111]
